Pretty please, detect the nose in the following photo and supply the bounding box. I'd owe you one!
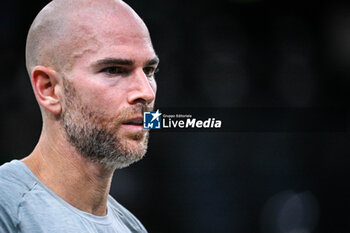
[127,68,156,105]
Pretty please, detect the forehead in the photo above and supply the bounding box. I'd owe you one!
[67,10,156,69]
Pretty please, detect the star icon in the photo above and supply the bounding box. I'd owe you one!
[151,110,162,122]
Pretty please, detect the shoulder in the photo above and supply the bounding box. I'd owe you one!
[0,160,28,206]
[0,160,35,231]
[0,160,34,196]
[108,195,148,232]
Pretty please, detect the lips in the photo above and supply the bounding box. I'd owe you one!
[123,117,143,126]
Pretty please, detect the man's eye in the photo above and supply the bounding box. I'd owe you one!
[100,67,130,76]
[143,66,159,78]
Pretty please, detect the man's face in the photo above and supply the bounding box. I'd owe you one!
[59,14,158,169]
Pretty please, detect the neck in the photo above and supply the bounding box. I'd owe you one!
[22,129,115,216]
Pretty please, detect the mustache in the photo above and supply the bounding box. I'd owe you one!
[141,105,154,113]
[115,104,154,123]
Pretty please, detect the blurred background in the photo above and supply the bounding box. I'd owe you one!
[1,0,350,232]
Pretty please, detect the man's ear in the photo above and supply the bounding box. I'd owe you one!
[31,66,63,115]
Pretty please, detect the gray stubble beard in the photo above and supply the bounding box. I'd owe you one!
[60,79,151,170]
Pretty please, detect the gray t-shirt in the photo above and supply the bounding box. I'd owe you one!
[0,160,147,233]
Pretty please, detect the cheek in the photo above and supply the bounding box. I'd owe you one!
[89,90,125,113]
[75,82,125,114]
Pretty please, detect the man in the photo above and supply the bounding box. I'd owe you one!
[0,0,159,232]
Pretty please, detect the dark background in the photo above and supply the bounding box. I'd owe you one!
[1,0,350,232]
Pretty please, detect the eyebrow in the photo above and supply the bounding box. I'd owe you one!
[146,57,160,66]
[94,58,134,67]
[93,57,159,67]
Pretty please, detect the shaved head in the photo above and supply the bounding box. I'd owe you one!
[25,0,157,169]
[26,0,150,76]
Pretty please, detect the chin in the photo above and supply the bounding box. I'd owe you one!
[96,142,148,170]
[124,134,149,157]
[108,132,149,169]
